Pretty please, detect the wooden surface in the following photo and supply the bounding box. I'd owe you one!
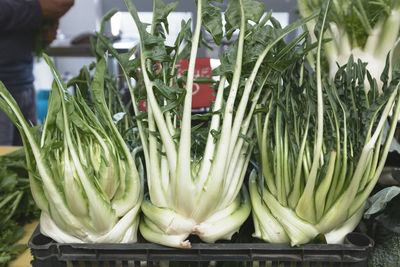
[9,221,38,267]
[0,146,39,267]
[0,146,21,155]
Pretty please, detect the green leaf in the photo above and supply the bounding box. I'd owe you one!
[124,0,168,62]
[0,173,18,192]
[153,79,184,100]
[153,0,178,35]
[100,9,118,35]
[313,0,331,39]
[90,58,107,108]
[46,81,62,126]
[225,0,265,39]
[364,186,400,218]
[202,0,223,45]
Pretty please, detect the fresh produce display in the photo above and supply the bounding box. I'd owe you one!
[298,0,400,92]
[97,0,314,248]
[250,0,400,246]
[0,149,39,267]
[0,53,143,243]
[1,0,399,261]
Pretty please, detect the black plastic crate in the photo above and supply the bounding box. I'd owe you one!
[29,226,373,267]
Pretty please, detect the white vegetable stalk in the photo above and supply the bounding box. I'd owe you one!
[116,0,309,248]
[327,9,400,93]
[298,0,400,93]
[0,56,143,243]
[132,0,251,248]
[251,0,400,246]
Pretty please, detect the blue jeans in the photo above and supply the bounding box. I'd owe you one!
[0,87,37,146]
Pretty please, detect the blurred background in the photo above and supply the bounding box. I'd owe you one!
[33,0,298,121]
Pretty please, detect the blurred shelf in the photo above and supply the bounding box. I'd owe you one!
[46,45,95,57]
[46,39,137,57]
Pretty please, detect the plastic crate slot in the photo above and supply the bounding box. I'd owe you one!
[253,252,302,262]
[302,254,342,263]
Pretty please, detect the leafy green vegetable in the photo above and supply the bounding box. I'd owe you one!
[250,0,400,245]
[0,52,143,243]
[97,0,313,248]
[0,149,39,267]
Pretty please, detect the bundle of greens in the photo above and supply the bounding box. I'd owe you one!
[98,0,314,248]
[0,54,143,243]
[298,0,400,92]
[250,0,400,246]
[0,149,39,266]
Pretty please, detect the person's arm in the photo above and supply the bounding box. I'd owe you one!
[0,0,74,32]
[0,0,42,32]
[38,0,74,20]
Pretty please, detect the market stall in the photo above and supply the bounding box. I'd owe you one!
[1,0,400,266]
